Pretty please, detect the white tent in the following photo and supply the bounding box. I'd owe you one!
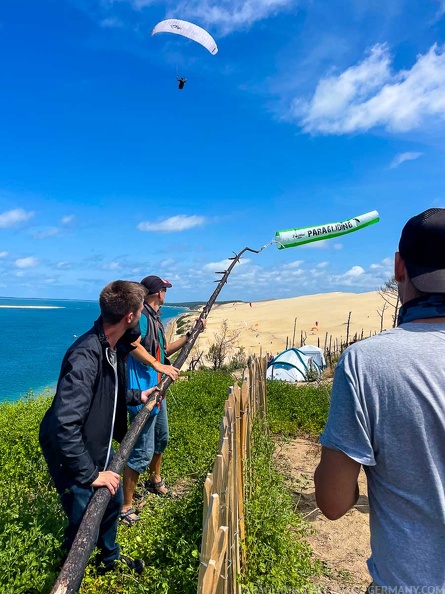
[266,346,325,382]
[297,345,326,369]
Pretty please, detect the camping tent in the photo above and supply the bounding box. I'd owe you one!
[297,345,326,369]
[266,346,325,382]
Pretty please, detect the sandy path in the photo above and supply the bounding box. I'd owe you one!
[278,438,371,591]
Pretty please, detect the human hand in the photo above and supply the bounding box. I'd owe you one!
[141,386,160,407]
[186,318,206,338]
[91,471,120,496]
[154,362,179,381]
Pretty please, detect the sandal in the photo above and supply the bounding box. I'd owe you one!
[119,508,140,527]
[144,479,170,497]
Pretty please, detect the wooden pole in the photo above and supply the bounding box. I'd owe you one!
[292,317,297,347]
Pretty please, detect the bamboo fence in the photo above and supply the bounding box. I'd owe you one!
[197,357,267,594]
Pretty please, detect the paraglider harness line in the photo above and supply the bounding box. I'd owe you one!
[49,244,265,594]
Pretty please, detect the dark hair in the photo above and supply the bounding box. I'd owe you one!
[99,281,146,324]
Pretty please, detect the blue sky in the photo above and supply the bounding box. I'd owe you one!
[1,0,445,302]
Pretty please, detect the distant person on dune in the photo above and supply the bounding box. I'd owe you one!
[121,276,205,525]
[315,208,445,590]
[39,281,159,576]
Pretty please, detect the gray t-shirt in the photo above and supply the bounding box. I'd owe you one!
[320,323,445,588]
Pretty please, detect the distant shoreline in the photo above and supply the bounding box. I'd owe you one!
[0,305,62,309]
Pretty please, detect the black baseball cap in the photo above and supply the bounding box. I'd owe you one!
[140,275,172,294]
[399,208,445,293]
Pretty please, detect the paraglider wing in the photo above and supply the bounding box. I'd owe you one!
[151,19,218,55]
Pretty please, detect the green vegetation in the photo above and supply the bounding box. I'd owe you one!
[240,418,322,592]
[0,372,331,593]
[266,379,331,436]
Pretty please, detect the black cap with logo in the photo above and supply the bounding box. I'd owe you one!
[140,275,172,294]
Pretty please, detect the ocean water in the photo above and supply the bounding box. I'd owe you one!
[0,298,187,402]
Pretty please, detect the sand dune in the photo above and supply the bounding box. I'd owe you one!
[174,291,394,360]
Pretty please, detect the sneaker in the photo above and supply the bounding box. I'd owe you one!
[97,554,145,575]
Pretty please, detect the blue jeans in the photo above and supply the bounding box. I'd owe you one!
[60,482,123,566]
[127,398,169,475]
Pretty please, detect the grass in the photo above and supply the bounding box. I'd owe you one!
[0,371,332,593]
[266,379,331,437]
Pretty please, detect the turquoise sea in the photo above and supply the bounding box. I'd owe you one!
[0,298,187,402]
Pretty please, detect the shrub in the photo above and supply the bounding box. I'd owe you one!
[0,372,234,593]
[266,380,331,436]
[240,418,322,592]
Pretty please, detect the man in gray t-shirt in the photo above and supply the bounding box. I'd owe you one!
[315,208,445,589]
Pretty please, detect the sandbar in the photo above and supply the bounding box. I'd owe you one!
[0,305,62,309]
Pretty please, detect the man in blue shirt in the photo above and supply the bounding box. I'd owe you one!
[315,208,445,589]
[121,276,204,525]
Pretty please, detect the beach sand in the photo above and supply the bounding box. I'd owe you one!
[170,291,392,362]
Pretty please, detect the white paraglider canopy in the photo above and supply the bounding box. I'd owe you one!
[151,19,218,55]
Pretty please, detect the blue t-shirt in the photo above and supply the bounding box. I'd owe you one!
[127,314,161,415]
[320,323,445,588]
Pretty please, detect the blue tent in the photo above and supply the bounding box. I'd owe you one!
[266,346,325,382]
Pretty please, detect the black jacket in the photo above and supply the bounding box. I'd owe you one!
[140,302,169,363]
[39,318,141,492]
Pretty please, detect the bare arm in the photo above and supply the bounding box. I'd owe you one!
[314,446,361,520]
[130,336,179,381]
[166,318,206,357]
[165,335,187,357]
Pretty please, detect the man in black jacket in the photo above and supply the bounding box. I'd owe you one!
[39,280,158,574]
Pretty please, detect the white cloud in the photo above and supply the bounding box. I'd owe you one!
[102,262,121,271]
[61,215,75,225]
[116,0,296,34]
[344,265,365,277]
[15,257,39,269]
[112,0,295,34]
[0,208,34,228]
[120,0,157,8]
[138,215,206,232]
[170,0,297,35]
[283,260,304,268]
[56,261,72,269]
[370,257,394,272]
[317,261,329,268]
[203,258,250,272]
[292,43,445,135]
[100,17,124,27]
[389,151,423,168]
[0,251,8,258]
[435,0,445,19]
[33,227,60,239]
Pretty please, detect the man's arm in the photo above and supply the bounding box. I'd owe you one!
[165,335,187,357]
[50,349,101,486]
[130,336,179,381]
[314,446,361,520]
[165,318,206,357]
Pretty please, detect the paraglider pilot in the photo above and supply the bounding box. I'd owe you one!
[177,77,187,90]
